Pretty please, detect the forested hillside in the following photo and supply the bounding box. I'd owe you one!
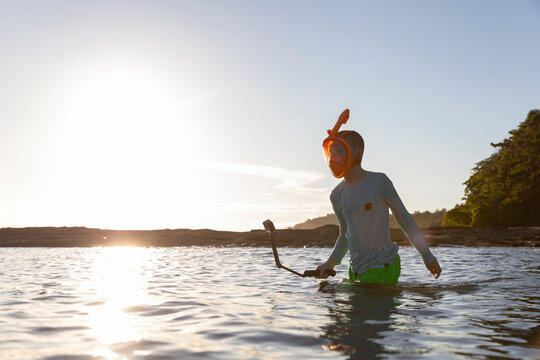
[443,110,540,227]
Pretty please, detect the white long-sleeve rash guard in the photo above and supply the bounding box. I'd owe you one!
[329,171,436,274]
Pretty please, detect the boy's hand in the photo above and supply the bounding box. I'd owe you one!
[426,259,442,279]
[315,258,337,279]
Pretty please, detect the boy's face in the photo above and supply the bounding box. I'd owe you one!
[329,142,348,163]
[327,141,349,177]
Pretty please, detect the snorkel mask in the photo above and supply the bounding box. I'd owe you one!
[322,109,360,178]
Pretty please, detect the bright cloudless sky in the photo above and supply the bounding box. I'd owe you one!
[1,1,539,230]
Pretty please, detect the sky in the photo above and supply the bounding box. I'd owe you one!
[1,1,539,231]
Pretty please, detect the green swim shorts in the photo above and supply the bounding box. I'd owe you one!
[348,254,401,285]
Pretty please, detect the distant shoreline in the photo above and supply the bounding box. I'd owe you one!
[0,226,539,247]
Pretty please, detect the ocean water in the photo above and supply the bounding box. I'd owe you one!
[0,246,538,359]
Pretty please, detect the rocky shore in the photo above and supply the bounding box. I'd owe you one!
[0,225,539,247]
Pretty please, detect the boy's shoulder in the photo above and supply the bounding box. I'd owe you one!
[370,171,390,182]
[329,171,389,196]
[330,172,392,199]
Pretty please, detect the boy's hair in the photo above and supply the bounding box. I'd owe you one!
[337,130,365,158]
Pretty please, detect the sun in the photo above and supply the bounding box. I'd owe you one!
[58,65,180,151]
[45,64,203,229]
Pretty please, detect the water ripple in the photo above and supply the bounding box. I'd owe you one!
[0,247,538,359]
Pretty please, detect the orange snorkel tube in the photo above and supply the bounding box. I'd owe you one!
[328,109,350,137]
[323,109,356,178]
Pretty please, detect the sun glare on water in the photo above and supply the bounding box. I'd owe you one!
[79,247,150,350]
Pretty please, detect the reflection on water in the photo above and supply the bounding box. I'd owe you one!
[0,247,538,359]
[320,284,403,357]
[83,248,148,347]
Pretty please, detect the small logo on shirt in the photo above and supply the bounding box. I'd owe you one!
[364,202,372,211]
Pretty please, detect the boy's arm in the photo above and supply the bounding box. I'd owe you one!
[383,175,442,279]
[316,201,349,278]
[329,202,349,264]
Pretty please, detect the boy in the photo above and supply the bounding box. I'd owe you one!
[316,110,441,284]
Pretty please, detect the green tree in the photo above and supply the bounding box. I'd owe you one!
[441,204,471,227]
[443,110,540,227]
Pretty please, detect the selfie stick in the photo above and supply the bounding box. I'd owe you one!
[263,219,336,278]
